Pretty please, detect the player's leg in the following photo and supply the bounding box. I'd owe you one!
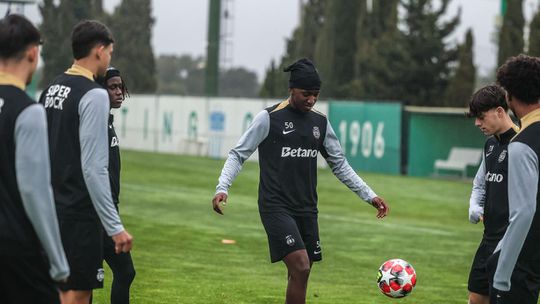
[259,212,308,303]
[468,239,495,304]
[283,249,311,304]
[468,292,489,304]
[60,290,92,304]
[57,218,104,304]
[103,231,136,304]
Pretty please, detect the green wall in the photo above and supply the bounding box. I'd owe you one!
[328,101,402,174]
[406,111,485,177]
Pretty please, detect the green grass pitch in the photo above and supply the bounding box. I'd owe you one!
[91,150,482,303]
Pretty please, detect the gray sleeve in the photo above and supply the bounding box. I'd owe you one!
[79,88,124,236]
[469,157,486,224]
[215,110,270,194]
[322,119,377,203]
[15,104,70,281]
[493,142,539,291]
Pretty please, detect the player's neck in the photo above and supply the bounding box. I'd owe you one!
[72,59,99,78]
[0,62,31,87]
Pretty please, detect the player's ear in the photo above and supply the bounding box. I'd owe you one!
[26,45,38,64]
[94,44,106,60]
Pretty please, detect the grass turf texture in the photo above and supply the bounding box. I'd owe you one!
[92,150,481,303]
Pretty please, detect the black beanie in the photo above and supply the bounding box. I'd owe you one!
[96,67,121,86]
[284,58,321,90]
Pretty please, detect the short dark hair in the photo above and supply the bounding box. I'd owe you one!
[71,20,114,60]
[467,85,508,118]
[496,54,540,105]
[0,14,41,60]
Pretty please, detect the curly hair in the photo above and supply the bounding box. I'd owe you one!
[467,85,507,118]
[496,54,540,105]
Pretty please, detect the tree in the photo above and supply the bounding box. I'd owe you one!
[109,0,157,93]
[219,68,259,98]
[528,6,540,56]
[295,0,326,60]
[39,0,103,88]
[497,0,524,66]
[156,54,205,95]
[443,29,476,107]
[352,0,400,99]
[260,0,326,98]
[398,0,460,106]
[314,0,362,98]
[260,59,280,98]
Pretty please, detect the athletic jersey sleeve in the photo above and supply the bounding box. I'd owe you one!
[14,104,70,281]
[79,88,124,236]
[215,110,270,194]
[469,157,486,224]
[493,142,539,291]
[322,119,377,203]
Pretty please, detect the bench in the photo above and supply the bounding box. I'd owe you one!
[434,147,482,178]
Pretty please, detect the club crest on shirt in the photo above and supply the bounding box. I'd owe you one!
[0,98,4,114]
[498,149,507,163]
[313,126,320,139]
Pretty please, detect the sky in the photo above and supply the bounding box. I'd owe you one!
[1,0,539,81]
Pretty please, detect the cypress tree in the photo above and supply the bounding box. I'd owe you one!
[109,0,157,93]
[497,0,524,66]
[443,29,476,107]
[399,0,460,106]
[528,6,540,56]
[314,0,362,98]
[260,0,326,98]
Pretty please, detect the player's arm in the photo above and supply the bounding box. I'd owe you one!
[493,142,539,291]
[321,119,388,218]
[213,110,270,214]
[469,157,486,223]
[79,88,132,253]
[14,104,70,282]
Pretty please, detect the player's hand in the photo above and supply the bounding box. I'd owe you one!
[212,192,228,215]
[371,197,389,219]
[112,230,133,254]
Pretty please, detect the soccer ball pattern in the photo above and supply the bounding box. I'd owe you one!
[377,258,417,298]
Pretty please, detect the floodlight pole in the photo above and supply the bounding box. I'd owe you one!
[206,0,221,97]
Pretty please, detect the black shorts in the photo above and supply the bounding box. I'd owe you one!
[259,212,321,263]
[57,218,104,291]
[487,252,540,304]
[468,239,498,295]
[0,254,60,304]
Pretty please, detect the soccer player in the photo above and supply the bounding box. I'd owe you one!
[211,58,389,304]
[0,14,69,303]
[39,20,133,304]
[489,54,540,304]
[466,85,519,304]
[96,67,136,304]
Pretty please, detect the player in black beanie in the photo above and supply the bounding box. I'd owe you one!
[213,57,389,304]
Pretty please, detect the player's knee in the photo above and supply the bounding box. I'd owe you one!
[115,264,136,285]
[289,259,311,278]
[125,266,136,284]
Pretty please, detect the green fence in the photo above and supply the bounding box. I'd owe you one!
[405,108,486,177]
[328,101,402,174]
